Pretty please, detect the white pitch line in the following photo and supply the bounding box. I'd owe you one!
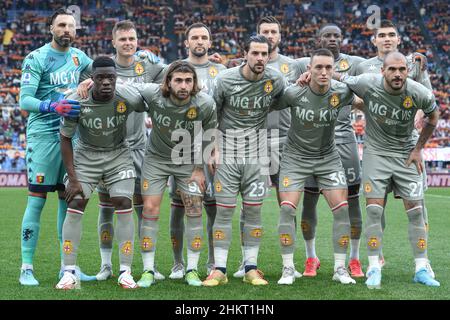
[426,194,450,199]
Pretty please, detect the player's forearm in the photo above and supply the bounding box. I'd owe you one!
[60,134,78,181]
[414,109,439,151]
[19,90,42,112]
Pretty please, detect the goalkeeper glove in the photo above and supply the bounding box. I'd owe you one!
[135,50,161,64]
[39,99,81,117]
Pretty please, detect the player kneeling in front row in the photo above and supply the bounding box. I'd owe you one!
[274,48,364,285]
[56,56,147,289]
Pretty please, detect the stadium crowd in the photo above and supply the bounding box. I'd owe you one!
[0,0,448,171]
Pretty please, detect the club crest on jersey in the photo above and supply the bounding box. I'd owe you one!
[280,233,292,246]
[101,230,112,243]
[403,96,414,109]
[63,240,73,254]
[282,176,290,187]
[330,93,340,108]
[214,230,225,240]
[364,182,372,193]
[186,106,198,120]
[264,80,273,94]
[215,181,222,193]
[191,236,203,249]
[141,237,153,251]
[368,237,379,248]
[339,59,349,71]
[121,241,133,255]
[36,173,45,184]
[338,235,350,247]
[280,63,289,74]
[142,179,149,191]
[72,55,79,66]
[250,228,263,238]
[134,62,144,75]
[208,66,218,78]
[117,101,127,113]
[417,238,427,250]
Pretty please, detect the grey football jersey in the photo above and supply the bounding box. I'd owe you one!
[213,65,286,156]
[267,54,298,139]
[114,55,167,150]
[61,84,146,151]
[342,73,437,157]
[183,59,226,96]
[134,83,217,164]
[294,54,365,144]
[276,80,354,158]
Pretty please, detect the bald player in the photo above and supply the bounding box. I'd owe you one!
[338,52,440,289]
[294,24,366,278]
[354,19,433,275]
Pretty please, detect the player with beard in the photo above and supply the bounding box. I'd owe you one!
[203,35,286,287]
[168,23,226,279]
[337,52,440,289]
[19,8,93,286]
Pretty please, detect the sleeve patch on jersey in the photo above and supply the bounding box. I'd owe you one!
[22,73,31,84]
[116,101,127,113]
[280,63,289,74]
[135,62,144,75]
[338,59,349,71]
[264,80,273,93]
[403,96,414,109]
[330,93,340,108]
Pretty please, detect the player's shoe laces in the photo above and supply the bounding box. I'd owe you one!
[96,264,113,281]
[303,257,320,277]
[118,271,138,289]
[185,270,202,287]
[277,266,295,285]
[202,269,228,287]
[56,271,80,290]
[348,259,364,278]
[154,268,165,281]
[233,262,245,278]
[365,267,382,289]
[136,270,155,288]
[169,263,185,279]
[243,269,268,286]
[413,268,440,287]
[19,269,39,286]
[426,260,435,279]
[332,266,356,284]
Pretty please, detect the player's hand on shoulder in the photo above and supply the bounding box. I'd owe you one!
[412,52,428,71]
[136,49,161,64]
[296,71,311,87]
[77,79,93,99]
[209,52,223,64]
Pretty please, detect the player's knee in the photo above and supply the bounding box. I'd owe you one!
[180,192,203,217]
[280,201,297,221]
[406,205,424,225]
[348,184,360,198]
[142,204,160,220]
[404,199,422,211]
[111,197,132,211]
[366,204,384,220]
[98,192,112,203]
[68,199,87,212]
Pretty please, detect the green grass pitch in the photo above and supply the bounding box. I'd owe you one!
[1,187,449,300]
